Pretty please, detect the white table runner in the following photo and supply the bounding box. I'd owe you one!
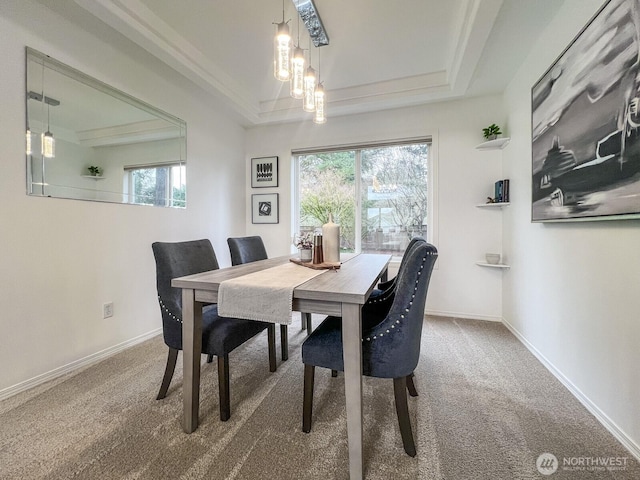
[217,262,326,324]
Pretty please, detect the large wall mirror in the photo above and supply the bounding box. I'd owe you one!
[26,47,187,207]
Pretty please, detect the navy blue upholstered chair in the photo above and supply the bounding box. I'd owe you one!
[301,242,438,456]
[364,237,427,322]
[152,239,276,421]
[227,236,288,361]
[373,237,426,295]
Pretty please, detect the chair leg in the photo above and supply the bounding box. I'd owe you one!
[280,324,288,361]
[268,324,277,372]
[406,372,418,397]
[302,364,315,433]
[331,370,338,377]
[207,354,213,363]
[218,354,230,421]
[156,348,178,400]
[304,312,312,335]
[393,377,416,457]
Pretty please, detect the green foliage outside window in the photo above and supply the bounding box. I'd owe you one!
[298,143,428,254]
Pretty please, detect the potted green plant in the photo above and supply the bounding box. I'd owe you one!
[87,166,102,176]
[482,124,502,141]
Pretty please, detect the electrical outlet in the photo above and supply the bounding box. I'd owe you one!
[103,302,113,319]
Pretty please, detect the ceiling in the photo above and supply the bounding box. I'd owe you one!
[39,0,565,127]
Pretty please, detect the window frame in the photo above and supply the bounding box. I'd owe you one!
[292,137,437,259]
[123,162,186,208]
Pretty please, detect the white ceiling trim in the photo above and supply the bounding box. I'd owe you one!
[258,71,450,121]
[77,119,180,147]
[73,0,261,123]
[72,0,503,126]
[446,0,503,96]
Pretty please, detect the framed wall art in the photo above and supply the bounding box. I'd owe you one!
[531,0,640,222]
[251,193,279,224]
[251,156,278,188]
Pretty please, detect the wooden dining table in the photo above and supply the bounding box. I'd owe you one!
[172,252,391,480]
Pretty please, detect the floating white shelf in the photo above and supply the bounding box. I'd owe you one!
[476,202,510,208]
[476,262,510,269]
[475,137,510,150]
[81,175,106,180]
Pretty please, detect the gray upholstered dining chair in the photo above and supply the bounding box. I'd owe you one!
[152,239,276,421]
[227,235,268,265]
[301,242,438,456]
[227,236,289,361]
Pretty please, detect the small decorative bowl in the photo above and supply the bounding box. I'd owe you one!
[485,253,501,264]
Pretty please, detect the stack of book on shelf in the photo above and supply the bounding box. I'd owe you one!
[494,179,510,203]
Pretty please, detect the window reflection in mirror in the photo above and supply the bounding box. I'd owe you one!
[25,47,187,207]
[125,163,186,207]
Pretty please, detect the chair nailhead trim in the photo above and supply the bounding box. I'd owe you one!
[158,296,182,323]
[363,254,430,342]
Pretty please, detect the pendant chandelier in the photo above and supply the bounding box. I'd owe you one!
[273,0,329,123]
[27,90,59,157]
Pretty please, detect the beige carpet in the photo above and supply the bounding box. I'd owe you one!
[0,316,638,479]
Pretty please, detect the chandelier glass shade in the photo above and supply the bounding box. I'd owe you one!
[290,46,305,99]
[41,103,55,159]
[313,83,326,124]
[26,127,32,155]
[274,21,291,81]
[41,131,55,158]
[303,65,316,112]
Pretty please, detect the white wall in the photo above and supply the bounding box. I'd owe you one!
[503,0,640,456]
[245,96,508,321]
[0,1,247,395]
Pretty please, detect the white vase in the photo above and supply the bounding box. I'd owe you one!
[299,248,312,262]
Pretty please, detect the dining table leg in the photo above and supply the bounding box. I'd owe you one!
[342,302,364,480]
[182,288,202,433]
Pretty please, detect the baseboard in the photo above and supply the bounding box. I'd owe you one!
[425,308,502,322]
[502,318,640,462]
[0,328,162,402]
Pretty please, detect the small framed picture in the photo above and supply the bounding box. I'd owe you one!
[251,193,279,224]
[251,156,278,188]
